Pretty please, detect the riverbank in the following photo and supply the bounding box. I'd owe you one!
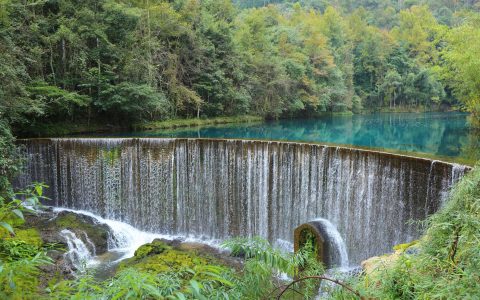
[134,115,263,131]
[14,115,264,138]
[15,108,465,138]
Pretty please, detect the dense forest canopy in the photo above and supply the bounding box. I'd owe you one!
[0,0,479,134]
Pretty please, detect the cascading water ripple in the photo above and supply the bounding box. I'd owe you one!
[60,229,97,272]
[313,218,349,268]
[54,207,222,264]
[15,138,470,264]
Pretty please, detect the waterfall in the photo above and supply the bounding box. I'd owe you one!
[15,138,470,264]
[54,207,220,262]
[60,229,97,271]
[55,208,167,261]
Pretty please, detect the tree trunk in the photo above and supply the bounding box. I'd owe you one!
[97,37,101,99]
[50,44,56,85]
[62,38,66,88]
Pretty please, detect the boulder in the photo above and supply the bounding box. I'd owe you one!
[24,209,112,255]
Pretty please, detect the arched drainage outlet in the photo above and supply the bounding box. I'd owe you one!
[294,219,349,269]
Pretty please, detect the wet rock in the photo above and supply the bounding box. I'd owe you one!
[39,253,76,281]
[154,238,183,248]
[24,209,112,255]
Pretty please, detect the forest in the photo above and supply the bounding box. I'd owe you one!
[1,0,479,135]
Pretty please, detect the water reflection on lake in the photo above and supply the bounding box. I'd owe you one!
[106,112,480,164]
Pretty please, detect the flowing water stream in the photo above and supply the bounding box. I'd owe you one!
[15,138,469,264]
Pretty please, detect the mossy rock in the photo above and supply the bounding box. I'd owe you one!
[134,240,171,259]
[119,240,227,275]
[52,211,111,254]
[24,210,111,255]
[362,240,420,276]
[121,248,209,274]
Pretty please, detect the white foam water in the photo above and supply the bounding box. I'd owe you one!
[54,207,222,267]
[60,229,98,272]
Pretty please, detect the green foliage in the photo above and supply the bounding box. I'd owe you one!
[1,0,478,135]
[0,251,52,299]
[26,80,90,118]
[0,184,52,299]
[98,82,171,122]
[440,13,480,119]
[0,122,21,197]
[222,237,325,299]
[45,237,325,299]
[0,183,46,236]
[342,165,480,299]
[49,263,235,299]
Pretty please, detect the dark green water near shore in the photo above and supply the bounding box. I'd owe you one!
[105,112,477,164]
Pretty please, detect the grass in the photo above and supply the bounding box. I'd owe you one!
[135,115,264,131]
[367,104,460,114]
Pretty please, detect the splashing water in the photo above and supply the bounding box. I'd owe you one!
[313,218,349,268]
[60,229,97,272]
[54,207,222,267]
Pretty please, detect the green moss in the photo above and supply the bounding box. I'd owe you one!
[102,148,121,165]
[54,212,109,247]
[134,240,171,259]
[393,240,418,252]
[119,241,215,275]
[55,213,94,232]
[124,249,209,274]
[6,228,43,247]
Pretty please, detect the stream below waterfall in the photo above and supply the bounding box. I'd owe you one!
[52,207,236,279]
[55,206,355,293]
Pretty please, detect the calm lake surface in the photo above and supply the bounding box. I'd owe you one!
[102,112,478,164]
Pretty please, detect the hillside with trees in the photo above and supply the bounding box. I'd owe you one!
[0,0,479,135]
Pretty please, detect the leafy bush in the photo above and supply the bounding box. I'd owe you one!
[0,121,22,197]
[27,81,91,119]
[0,184,52,298]
[49,266,234,299]
[98,82,172,122]
[222,236,325,299]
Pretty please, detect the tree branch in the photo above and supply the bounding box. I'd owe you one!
[275,275,364,300]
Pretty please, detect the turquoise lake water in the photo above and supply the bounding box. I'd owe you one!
[107,112,478,164]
